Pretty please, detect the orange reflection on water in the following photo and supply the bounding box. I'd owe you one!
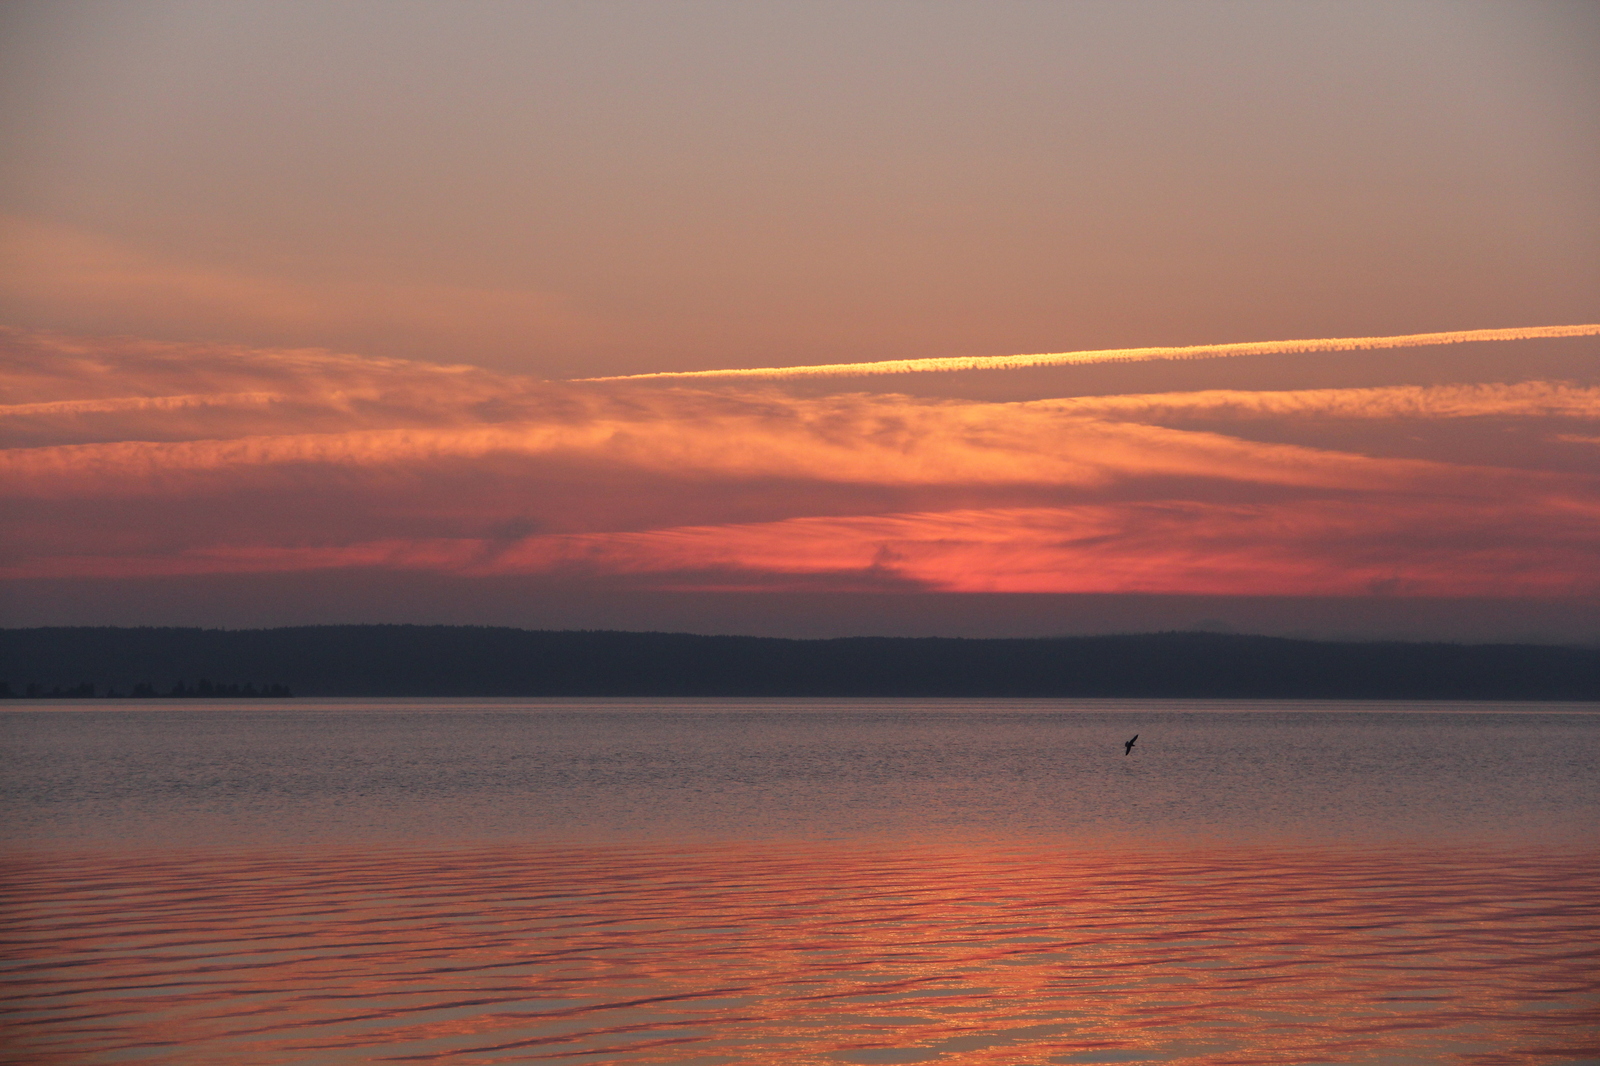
[2,841,1596,1065]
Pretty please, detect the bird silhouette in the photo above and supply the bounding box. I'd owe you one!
[1124,734,1139,756]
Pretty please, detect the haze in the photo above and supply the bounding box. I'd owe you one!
[2,0,1596,641]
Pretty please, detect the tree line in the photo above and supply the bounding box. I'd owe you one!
[0,679,293,699]
[2,625,1597,699]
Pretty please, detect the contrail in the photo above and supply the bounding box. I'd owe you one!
[578,324,1600,382]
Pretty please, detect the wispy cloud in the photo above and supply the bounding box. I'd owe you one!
[579,325,1600,382]
[514,496,1600,597]
[0,217,606,361]
[0,390,1501,500]
[2,392,286,417]
[1031,381,1600,423]
[11,500,1597,599]
[3,329,1595,602]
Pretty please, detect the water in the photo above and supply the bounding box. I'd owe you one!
[2,699,1597,1064]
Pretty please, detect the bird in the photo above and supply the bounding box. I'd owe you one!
[1124,734,1139,756]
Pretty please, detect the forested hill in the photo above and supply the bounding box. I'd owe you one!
[3,626,1596,699]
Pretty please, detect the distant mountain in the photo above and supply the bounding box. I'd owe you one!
[3,626,1596,700]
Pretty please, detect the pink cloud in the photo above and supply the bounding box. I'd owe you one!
[10,499,1596,599]
[3,329,1595,602]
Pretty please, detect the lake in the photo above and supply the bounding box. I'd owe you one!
[2,699,1597,1064]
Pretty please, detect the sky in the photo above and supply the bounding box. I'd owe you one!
[2,0,1597,641]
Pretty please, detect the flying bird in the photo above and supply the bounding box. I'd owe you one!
[1124,734,1139,756]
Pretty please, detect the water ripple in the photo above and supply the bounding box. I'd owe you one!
[2,841,1596,1065]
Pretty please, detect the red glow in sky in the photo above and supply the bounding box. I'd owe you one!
[2,2,1596,639]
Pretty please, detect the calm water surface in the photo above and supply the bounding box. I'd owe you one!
[2,699,1597,1065]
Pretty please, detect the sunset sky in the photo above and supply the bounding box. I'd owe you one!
[2,0,1597,641]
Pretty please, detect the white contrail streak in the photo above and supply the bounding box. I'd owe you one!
[577,324,1600,382]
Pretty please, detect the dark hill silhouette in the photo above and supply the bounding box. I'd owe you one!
[2,626,1596,699]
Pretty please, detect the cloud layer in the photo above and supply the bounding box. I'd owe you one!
[3,328,1597,603]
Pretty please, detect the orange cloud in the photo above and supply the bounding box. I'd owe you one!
[0,327,597,447]
[0,326,529,406]
[1,392,286,417]
[1,394,1515,502]
[5,333,1543,500]
[1031,381,1600,423]
[3,329,1595,602]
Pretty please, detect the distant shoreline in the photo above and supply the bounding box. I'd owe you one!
[3,626,1596,701]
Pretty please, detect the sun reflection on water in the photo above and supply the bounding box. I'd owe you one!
[3,839,1594,1065]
